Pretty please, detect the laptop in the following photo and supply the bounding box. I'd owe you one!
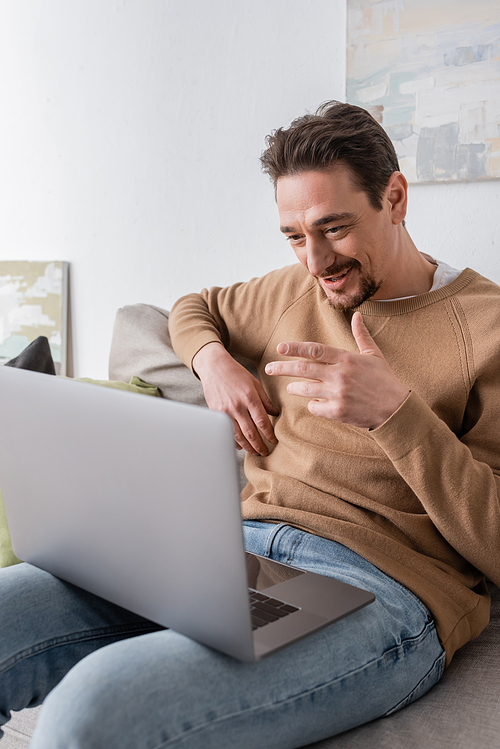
[0,366,375,661]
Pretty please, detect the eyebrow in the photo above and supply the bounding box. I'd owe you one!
[280,212,356,233]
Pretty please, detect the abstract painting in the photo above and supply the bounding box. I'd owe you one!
[0,261,69,375]
[347,0,500,183]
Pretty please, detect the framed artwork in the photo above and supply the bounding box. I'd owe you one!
[0,261,69,375]
[347,0,500,183]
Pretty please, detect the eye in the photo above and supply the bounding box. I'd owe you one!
[326,226,344,235]
[285,234,304,243]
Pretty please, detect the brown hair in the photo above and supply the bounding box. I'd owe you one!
[260,101,400,212]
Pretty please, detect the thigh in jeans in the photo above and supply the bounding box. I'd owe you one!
[0,562,162,722]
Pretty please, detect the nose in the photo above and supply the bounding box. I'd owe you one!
[304,236,335,277]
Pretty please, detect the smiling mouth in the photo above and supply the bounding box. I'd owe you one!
[323,269,351,282]
[320,266,355,287]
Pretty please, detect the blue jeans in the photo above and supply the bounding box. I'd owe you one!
[0,522,445,748]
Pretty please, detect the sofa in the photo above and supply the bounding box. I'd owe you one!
[3,303,500,748]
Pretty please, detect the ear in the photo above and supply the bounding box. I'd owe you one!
[386,171,407,226]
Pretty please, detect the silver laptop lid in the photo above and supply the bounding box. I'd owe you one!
[0,367,255,661]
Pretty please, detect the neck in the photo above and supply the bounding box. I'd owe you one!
[372,227,436,300]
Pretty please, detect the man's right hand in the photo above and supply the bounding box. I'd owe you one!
[193,342,278,456]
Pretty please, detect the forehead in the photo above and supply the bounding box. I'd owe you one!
[276,167,365,226]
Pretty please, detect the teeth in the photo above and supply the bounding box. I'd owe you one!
[328,271,348,281]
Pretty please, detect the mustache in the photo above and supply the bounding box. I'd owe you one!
[319,259,361,278]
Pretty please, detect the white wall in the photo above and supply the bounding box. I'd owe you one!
[0,0,346,377]
[0,1,498,378]
[406,180,500,282]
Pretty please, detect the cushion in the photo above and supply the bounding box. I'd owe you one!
[108,303,207,405]
[2,707,40,748]
[0,491,21,568]
[73,376,161,397]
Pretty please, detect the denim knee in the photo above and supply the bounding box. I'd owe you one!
[30,659,112,749]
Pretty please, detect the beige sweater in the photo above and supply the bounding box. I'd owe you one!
[169,263,500,663]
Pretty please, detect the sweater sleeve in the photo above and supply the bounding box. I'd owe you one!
[371,386,500,586]
[169,264,314,371]
[168,288,229,371]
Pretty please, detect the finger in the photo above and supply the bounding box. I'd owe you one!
[273,341,341,365]
[265,358,326,379]
[286,380,329,399]
[234,411,272,456]
[351,311,383,358]
[248,401,278,445]
[243,385,278,445]
[232,419,261,455]
[265,341,346,374]
[255,381,279,417]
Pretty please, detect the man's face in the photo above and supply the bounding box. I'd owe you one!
[276,166,401,310]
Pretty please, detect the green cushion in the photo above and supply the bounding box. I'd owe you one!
[0,490,21,567]
[0,377,161,568]
[74,376,161,397]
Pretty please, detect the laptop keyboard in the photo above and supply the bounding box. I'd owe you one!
[249,588,300,630]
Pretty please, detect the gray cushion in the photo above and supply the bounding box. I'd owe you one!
[108,303,207,406]
[2,707,41,747]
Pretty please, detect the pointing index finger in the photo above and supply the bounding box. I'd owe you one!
[265,342,345,377]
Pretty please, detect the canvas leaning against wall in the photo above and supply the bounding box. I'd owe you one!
[0,261,69,375]
[347,0,500,183]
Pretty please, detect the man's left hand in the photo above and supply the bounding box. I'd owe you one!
[265,311,409,430]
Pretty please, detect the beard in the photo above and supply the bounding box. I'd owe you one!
[319,259,382,311]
